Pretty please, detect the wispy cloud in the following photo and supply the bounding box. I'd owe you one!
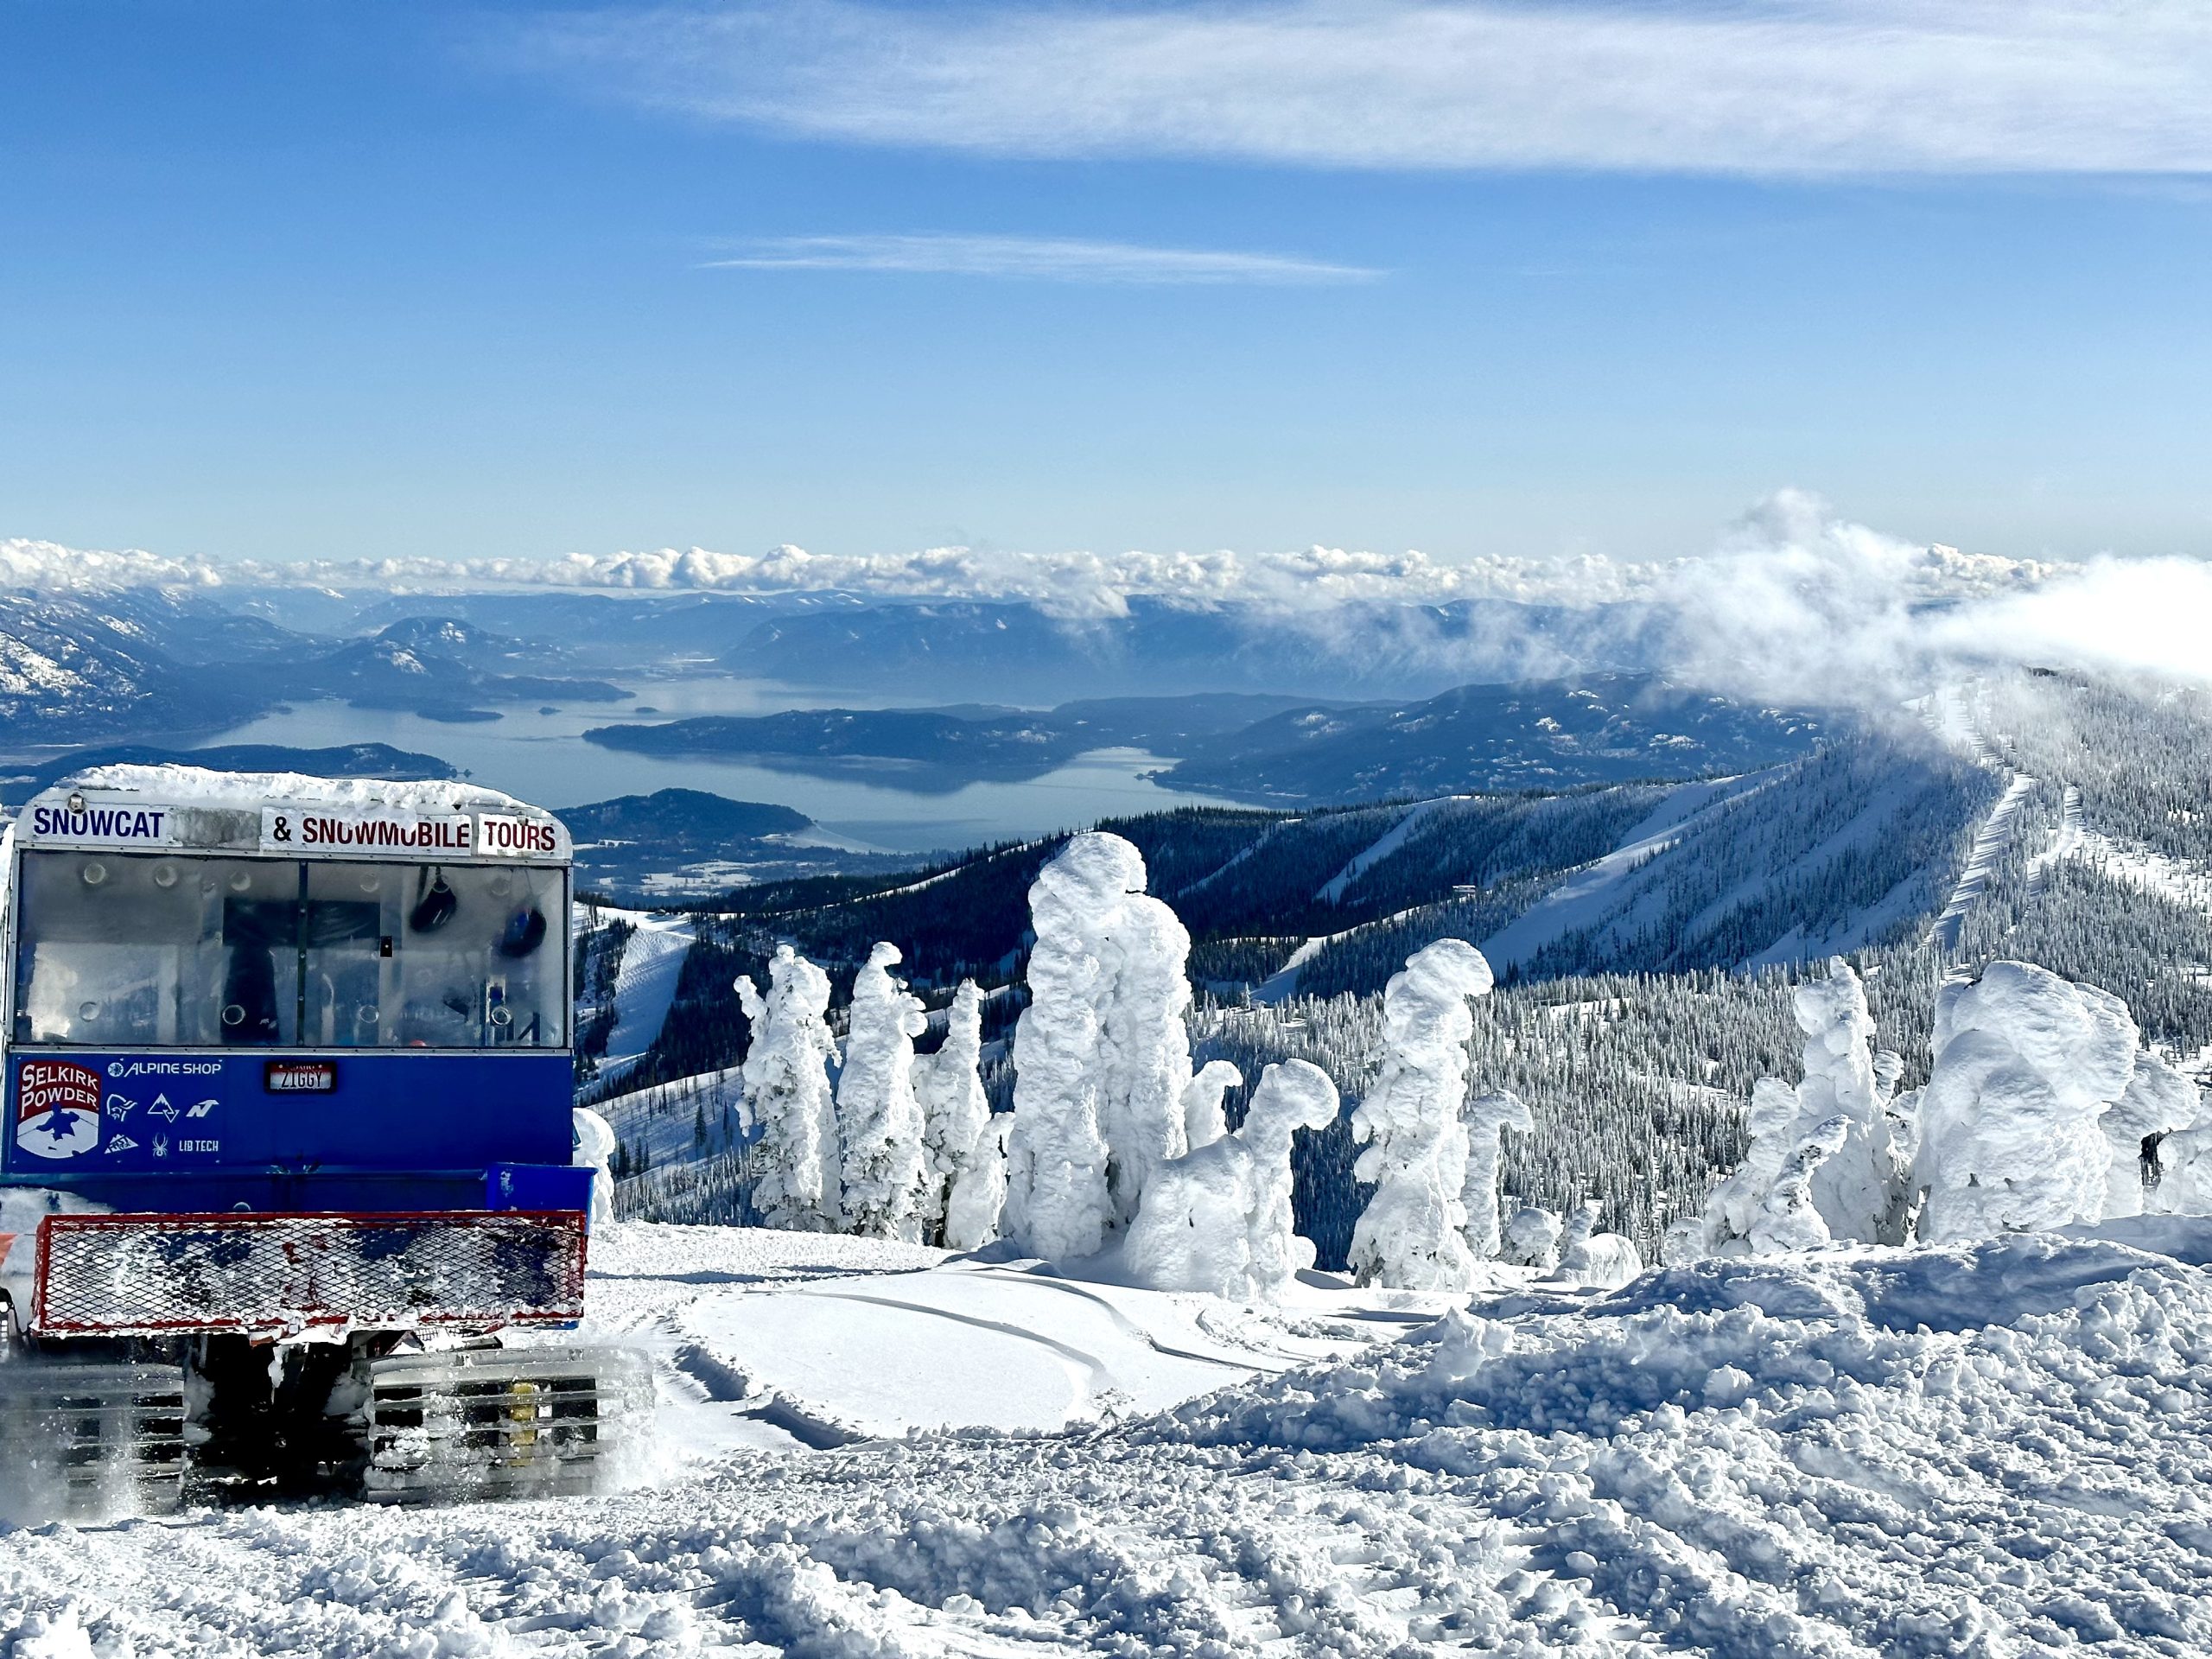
[507,0,2212,177]
[700,232,1379,283]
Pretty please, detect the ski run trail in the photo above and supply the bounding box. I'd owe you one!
[10,1217,2212,1656]
[589,912,698,1089]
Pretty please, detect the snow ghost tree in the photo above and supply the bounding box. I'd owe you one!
[1127,1060,1339,1300]
[1005,833,1197,1259]
[2100,1051,2202,1219]
[1677,958,1916,1259]
[570,1106,617,1229]
[1460,1090,1532,1260]
[1556,1198,1644,1288]
[1347,939,1492,1290]
[1916,962,2139,1243]
[734,946,842,1233]
[1746,1116,1850,1254]
[837,942,932,1242]
[1003,837,1122,1260]
[944,1116,1013,1251]
[914,979,997,1244]
[1181,1060,1243,1153]
[1500,1206,1563,1271]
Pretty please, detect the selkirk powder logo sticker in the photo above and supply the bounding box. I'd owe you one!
[16,1059,103,1160]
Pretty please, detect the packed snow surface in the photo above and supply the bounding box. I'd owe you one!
[10,1221,2212,1656]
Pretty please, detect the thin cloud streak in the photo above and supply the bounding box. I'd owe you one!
[511,0,2212,177]
[700,232,1381,284]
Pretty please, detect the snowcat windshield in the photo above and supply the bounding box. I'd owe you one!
[10,851,567,1050]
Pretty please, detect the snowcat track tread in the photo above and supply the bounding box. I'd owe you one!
[0,1360,189,1518]
[349,1344,653,1503]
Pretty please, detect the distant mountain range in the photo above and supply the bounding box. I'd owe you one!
[584,675,1823,804]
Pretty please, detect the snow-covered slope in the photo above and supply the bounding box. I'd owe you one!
[588,910,697,1087]
[12,1220,2212,1656]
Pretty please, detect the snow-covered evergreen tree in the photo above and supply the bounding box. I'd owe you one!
[1556,1198,1644,1287]
[1460,1090,1531,1259]
[1916,961,2138,1242]
[570,1106,617,1230]
[837,941,931,1241]
[1094,842,1199,1226]
[2098,1051,2200,1218]
[1347,939,1491,1290]
[734,945,842,1233]
[1500,1206,1563,1270]
[1127,1059,1339,1300]
[1180,1059,1243,1153]
[944,1116,1013,1251]
[1747,1116,1848,1253]
[1005,831,1204,1258]
[916,979,996,1243]
[1003,836,1122,1260]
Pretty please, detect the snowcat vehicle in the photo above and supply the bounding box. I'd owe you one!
[0,766,647,1515]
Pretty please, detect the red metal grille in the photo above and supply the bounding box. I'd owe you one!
[31,1211,587,1338]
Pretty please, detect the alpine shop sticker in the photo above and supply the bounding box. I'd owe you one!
[15,1059,103,1160]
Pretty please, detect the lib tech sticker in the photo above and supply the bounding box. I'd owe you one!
[16,1059,103,1160]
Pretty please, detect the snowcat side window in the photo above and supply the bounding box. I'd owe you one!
[10,851,298,1046]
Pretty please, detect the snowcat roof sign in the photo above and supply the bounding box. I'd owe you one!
[16,766,569,864]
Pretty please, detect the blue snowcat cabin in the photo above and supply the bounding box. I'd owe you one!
[0,766,587,1220]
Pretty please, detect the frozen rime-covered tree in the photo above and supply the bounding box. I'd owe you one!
[915,980,995,1243]
[1460,1090,1532,1260]
[1916,961,2139,1243]
[1556,1198,1643,1288]
[1005,833,1197,1259]
[1500,1206,1563,1270]
[1678,959,1916,1258]
[1003,836,1122,1260]
[1127,1060,1339,1301]
[837,943,931,1242]
[1181,1060,1243,1153]
[1348,939,1492,1290]
[944,1116,1012,1251]
[571,1107,617,1229]
[2100,1051,2201,1219]
[1747,1116,1849,1254]
[734,946,842,1233]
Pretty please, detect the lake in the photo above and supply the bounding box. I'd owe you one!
[200,678,1241,855]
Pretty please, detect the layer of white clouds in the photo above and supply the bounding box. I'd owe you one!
[702,233,1378,284]
[509,1,2212,176]
[10,494,2210,705]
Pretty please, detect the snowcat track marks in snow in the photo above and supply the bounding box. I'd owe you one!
[352,1343,652,1503]
[0,1359,188,1519]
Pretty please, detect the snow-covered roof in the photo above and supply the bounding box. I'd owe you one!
[16,765,569,861]
[51,764,549,820]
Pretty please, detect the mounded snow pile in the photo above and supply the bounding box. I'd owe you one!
[1918,961,2142,1242]
[1348,938,1494,1290]
[1127,1059,1340,1300]
[16,1224,2212,1654]
[734,945,842,1233]
[836,942,931,1242]
[1003,832,1198,1260]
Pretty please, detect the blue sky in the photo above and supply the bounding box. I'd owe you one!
[4,1,2209,570]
